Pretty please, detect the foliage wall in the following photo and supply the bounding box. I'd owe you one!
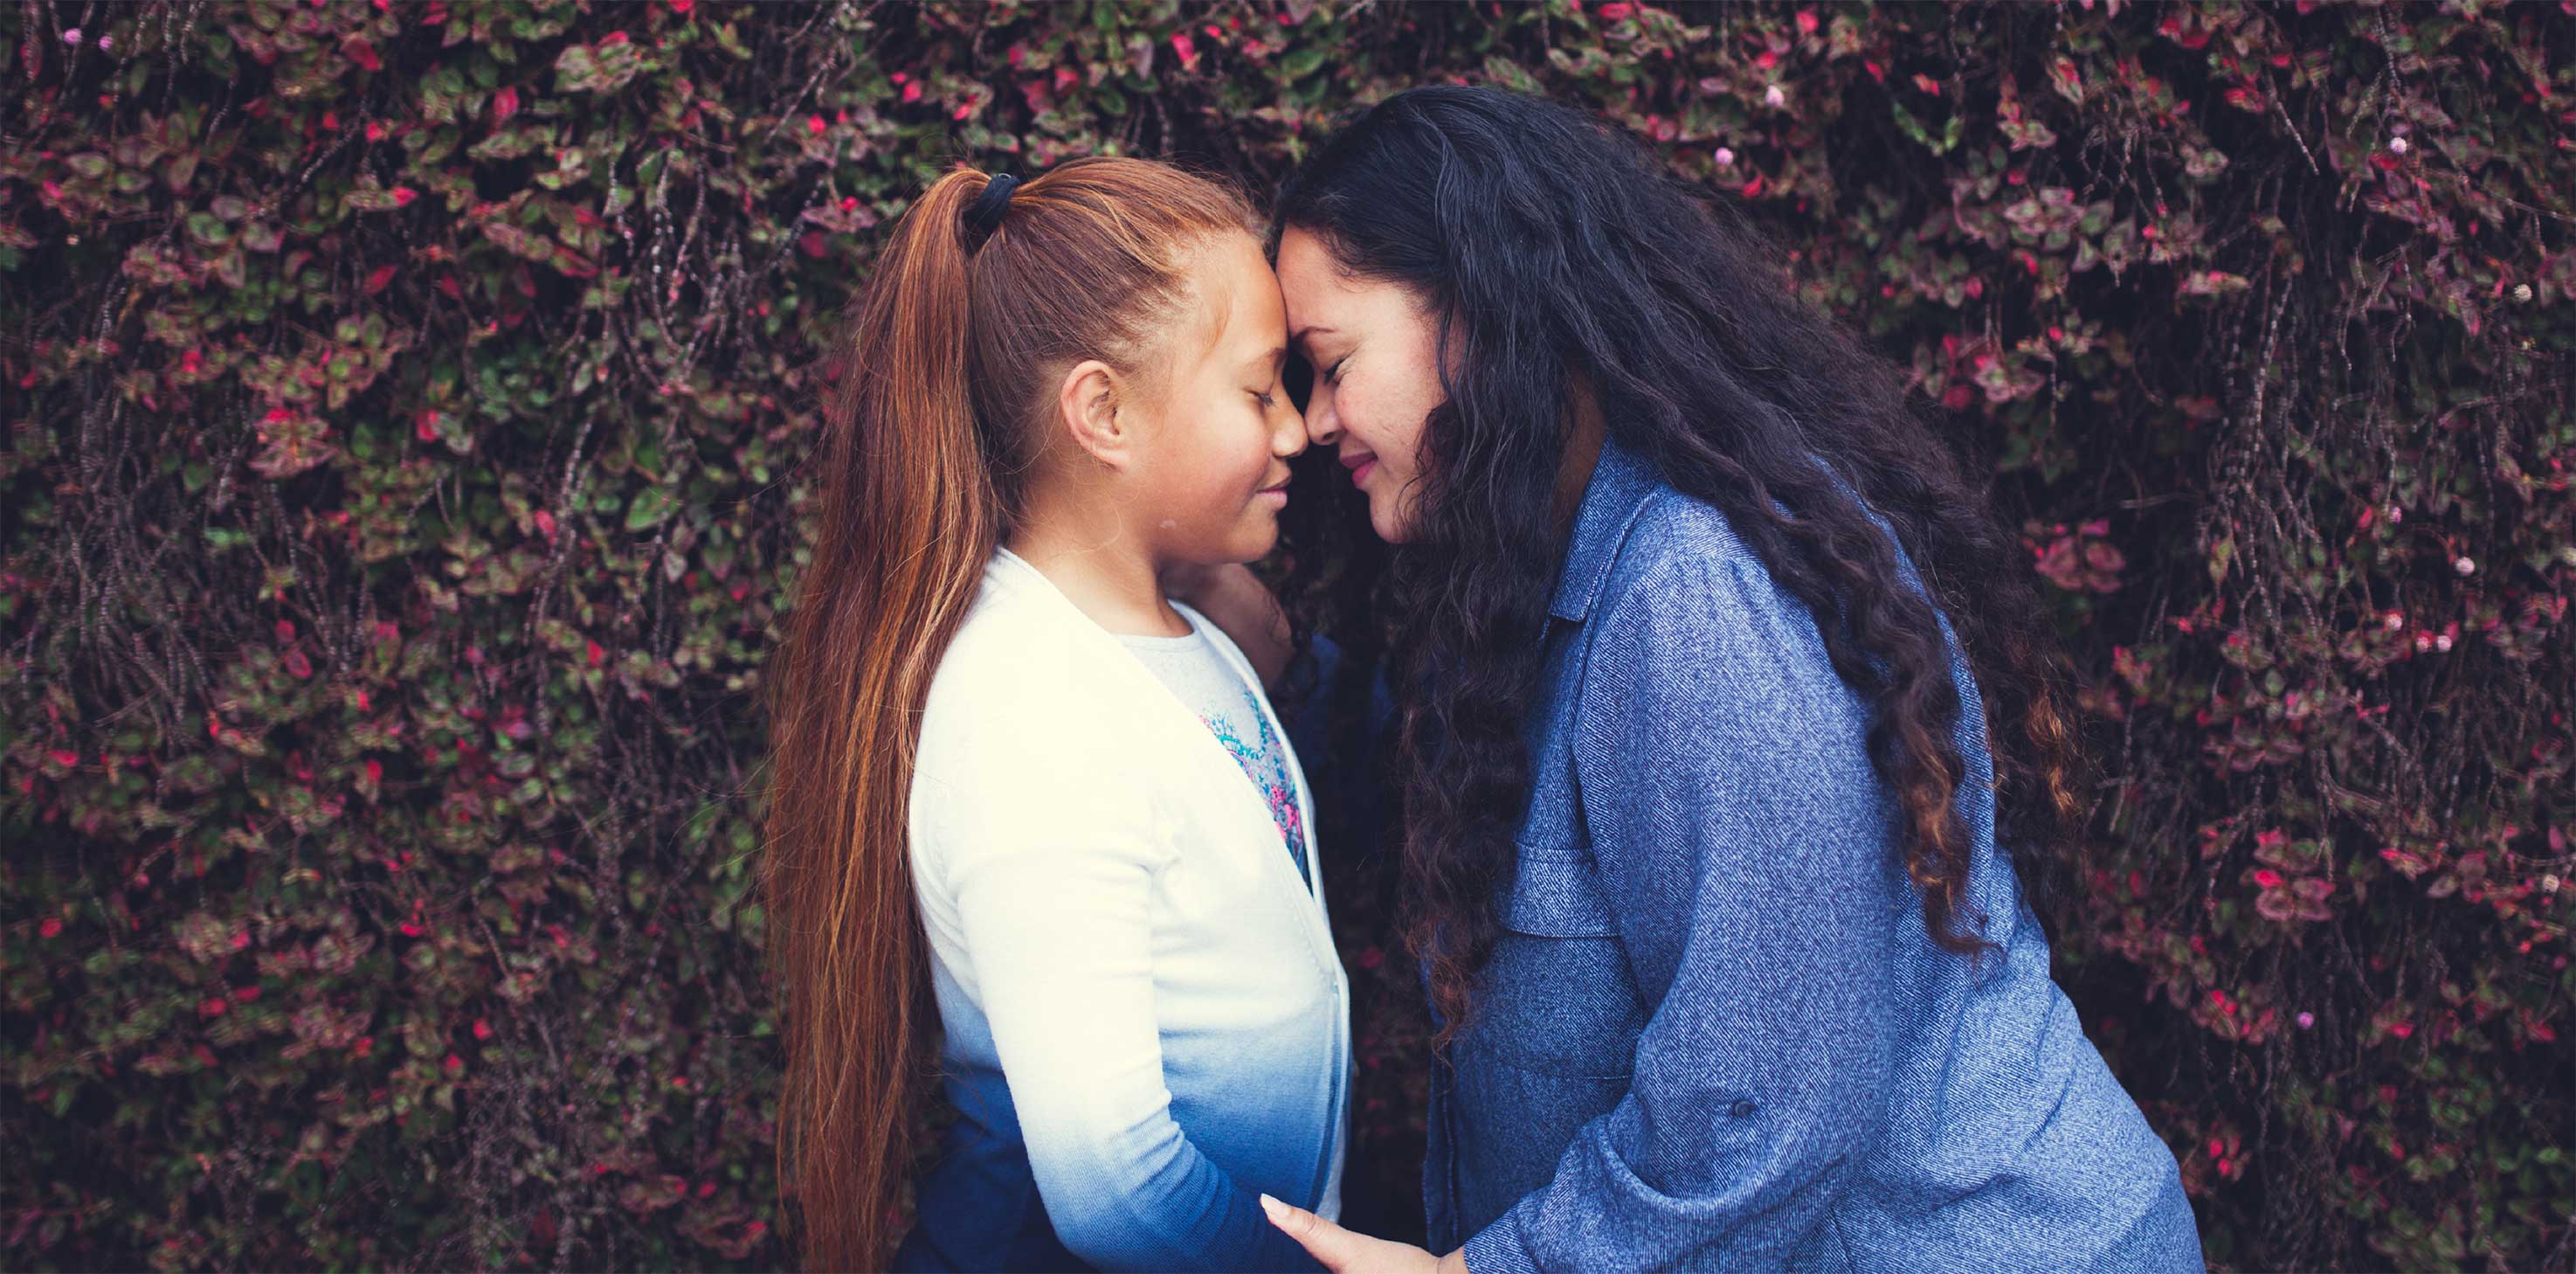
[3,1,2570,1270]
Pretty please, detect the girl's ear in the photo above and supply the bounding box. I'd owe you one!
[1053,358,1136,471]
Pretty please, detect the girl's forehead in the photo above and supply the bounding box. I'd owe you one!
[1178,232,1285,364]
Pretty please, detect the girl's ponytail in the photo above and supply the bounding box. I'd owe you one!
[762,168,999,1274]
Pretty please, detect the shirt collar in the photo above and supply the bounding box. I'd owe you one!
[1545,434,1661,624]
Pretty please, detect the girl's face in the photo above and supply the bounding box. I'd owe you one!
[1273,224,1447,544]
[1129,230,1309,567]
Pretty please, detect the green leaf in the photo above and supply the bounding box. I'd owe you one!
[625,486,677,531]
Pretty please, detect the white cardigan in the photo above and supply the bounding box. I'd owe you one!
[906,546,1352,1271]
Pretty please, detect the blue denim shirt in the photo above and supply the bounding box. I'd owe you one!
[1429,438,2206,1273]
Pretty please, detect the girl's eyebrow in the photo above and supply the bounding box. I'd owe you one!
[1242,345,1287,374]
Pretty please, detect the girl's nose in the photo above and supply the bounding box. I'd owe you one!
[1274,403,1309,458]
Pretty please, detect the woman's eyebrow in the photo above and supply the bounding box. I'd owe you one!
[1289,323,1337,354]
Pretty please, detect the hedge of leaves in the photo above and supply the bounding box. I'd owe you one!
[3,1,2570,1270]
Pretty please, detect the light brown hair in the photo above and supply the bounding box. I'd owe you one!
[757,157,1256,1273]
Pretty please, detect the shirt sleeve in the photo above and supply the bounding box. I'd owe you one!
[925,744,1327,1274]
[1461,540,1910,1273]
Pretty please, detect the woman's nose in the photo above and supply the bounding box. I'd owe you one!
[1302,395,1340,447]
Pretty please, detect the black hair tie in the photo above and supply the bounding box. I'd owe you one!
[963,173,1020,247]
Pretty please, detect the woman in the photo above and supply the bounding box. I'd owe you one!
[1249,87,2206,1272]
[760,157,1344,1274]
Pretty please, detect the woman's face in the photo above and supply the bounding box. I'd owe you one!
[1274,225,1447,544]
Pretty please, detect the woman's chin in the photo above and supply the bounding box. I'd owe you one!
[1367,503,1412,545]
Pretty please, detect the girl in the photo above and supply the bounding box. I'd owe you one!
[760,158,1348,1274]
[1253,87,2206,1272]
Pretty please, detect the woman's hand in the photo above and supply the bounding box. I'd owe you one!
[1160,561,1295,689]
[1258,1194,1471,1274]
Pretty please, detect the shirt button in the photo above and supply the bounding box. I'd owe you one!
[1730,1098,1757,1118]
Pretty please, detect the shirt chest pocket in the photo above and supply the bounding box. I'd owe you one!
[1463,848,1647,1080]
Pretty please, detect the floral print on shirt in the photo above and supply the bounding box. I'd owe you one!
[1200,689,1308,887]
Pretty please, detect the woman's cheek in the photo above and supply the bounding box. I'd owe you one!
[1355,382,1417,472]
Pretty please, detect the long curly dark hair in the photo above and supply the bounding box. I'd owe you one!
[1270,85,2089,1050]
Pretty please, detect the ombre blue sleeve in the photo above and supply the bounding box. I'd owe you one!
[937,774,1326,1273]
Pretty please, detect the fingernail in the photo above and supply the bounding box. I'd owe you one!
[1257,1193,1283,1218]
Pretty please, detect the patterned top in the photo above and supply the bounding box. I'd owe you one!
[1118,614,1309,890]
[1196,689,1309,889]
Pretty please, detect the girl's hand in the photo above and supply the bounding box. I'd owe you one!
[1258,1194,1471,1274]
